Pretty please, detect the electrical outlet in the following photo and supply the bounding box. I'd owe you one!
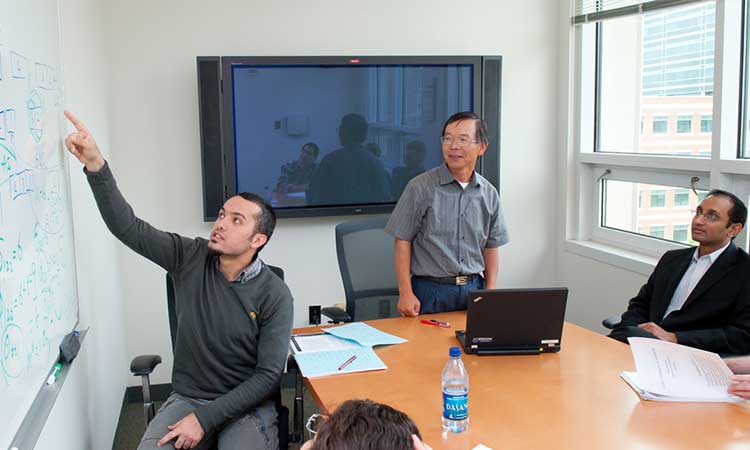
[309,305,321,325]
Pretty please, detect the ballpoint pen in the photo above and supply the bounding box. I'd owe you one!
[338,355,357,371]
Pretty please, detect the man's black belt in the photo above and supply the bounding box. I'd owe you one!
[416,274,481,286]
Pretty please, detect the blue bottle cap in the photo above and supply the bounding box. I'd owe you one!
[449,346,461,357]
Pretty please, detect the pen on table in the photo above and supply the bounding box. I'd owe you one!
[421,319,450,328]
[46,363,62,385]
[338,355,357,371]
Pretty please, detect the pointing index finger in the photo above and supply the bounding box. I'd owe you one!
[157,429,179,447]
[64,110,88,133]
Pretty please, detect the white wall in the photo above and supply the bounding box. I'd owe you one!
[101,0,562,386]
[36,1,129,449]
[555,2,655,334]
[559,252,649,333]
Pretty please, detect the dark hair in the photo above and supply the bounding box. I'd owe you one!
[236,192,277,252]
[303,142,320,157]
[706,189,747,228]
[311,399,420,450]
[339,113,368,146]
[441,111,489,145]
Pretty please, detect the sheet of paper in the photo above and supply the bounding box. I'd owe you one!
[324,322,407,347]
[620,372,740,402]
[293,346,387,378]
[290,333,362,354]
[625,337,741,402]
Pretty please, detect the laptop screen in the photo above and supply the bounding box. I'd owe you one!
[463,288,568,351]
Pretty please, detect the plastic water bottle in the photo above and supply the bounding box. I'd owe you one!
[441,346,469,433]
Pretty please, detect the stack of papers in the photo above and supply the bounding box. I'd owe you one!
[291,322,407,378]
[621,337,743,403]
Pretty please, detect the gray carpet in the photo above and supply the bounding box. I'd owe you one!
[112,386,319,450]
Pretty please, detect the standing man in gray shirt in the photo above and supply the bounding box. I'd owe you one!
[64,111,293,450]
[385,112,509,316]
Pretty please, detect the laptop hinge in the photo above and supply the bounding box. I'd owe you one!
[477,348,541,356]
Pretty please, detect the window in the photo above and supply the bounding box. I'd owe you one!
[650,190,666,207]
[652,116,668,134]
[601,180,707,245]
[674,189,690,206]
[594,2,715,156]
[677,115,693,133]
[673,224,690,243]
[572,0,749,260]
[649,225,665,239]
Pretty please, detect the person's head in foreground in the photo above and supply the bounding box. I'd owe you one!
[301,399,432,450]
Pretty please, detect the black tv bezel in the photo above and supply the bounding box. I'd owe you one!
[212,55,496,220]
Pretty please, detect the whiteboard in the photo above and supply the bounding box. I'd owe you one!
[0,0,80,448]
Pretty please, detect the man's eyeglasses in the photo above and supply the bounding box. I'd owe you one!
[305,413,328,438]
[692,209,723,223]
[440,136,478,147]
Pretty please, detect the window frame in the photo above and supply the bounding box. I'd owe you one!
[568,0,750,272]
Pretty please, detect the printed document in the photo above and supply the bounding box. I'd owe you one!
[291,323,406,378]
[621,337,743,402]
[293,346,387,378]
[290,333,361,355]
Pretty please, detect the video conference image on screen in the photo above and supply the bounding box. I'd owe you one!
[231,64,474,209]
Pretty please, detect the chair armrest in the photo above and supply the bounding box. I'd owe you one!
[602,315,622,330]
[321,306,352,323]
[130,354,162,376]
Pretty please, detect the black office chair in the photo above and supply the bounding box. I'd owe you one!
[602,314,622,329]
[322,217,401,323]
[130,266,290,449]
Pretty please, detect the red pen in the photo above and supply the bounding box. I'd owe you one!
[421,319,450,328]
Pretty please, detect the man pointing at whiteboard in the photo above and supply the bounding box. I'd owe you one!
[64,111,293,450]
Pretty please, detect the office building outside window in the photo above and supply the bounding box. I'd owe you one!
[674,189,690,207]
[602,180,706,244]
[597,2,714,156]
[677,115,693,133]
[574,0,750,254]
[649,225,666,239]
[673,224,690,243]
[652,116,668,134]
[650,190,666,207]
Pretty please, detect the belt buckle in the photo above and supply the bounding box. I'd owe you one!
[455,275,469,286]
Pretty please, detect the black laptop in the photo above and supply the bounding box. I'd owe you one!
[455,288,568,355]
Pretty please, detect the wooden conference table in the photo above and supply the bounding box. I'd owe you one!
[295,311,750,450]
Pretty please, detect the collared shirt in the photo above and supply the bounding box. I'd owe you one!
[663,241,731,319]
[215,256,263,284]
[385,164,509,278]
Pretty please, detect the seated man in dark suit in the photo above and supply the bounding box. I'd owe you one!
[609,189,750,355]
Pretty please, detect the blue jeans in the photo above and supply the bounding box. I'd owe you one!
[411,276,486,314]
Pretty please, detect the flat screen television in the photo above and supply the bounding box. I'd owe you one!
[197,56,501,220]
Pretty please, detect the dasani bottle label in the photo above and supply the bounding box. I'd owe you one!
[442,392,468,420]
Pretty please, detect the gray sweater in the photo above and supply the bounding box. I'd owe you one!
[86,162,293,433]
